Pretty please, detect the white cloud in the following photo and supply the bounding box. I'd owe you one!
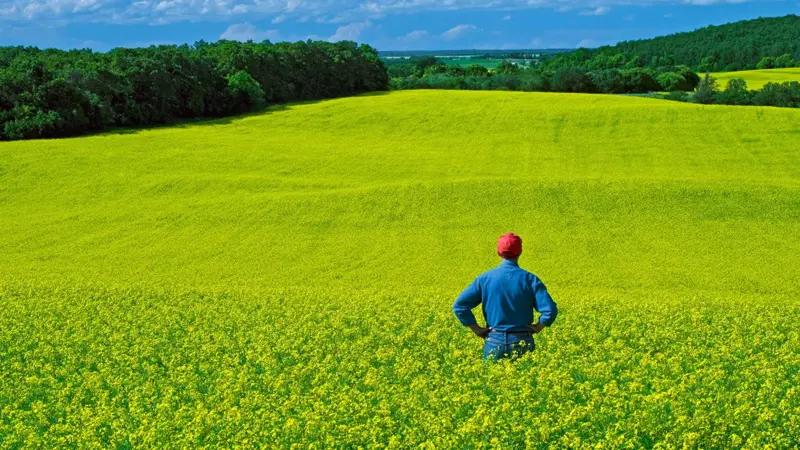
[579,6,609,15]
[441,23,479,41]
[22,2,47,18]
[577,38,596,47]
[502,14,511,20]
[272,13,285,23]
[220,22,280,41]
[153,0,175,12]
[400,29,428,41]
[329,20,371,41]
[72,0,101,12]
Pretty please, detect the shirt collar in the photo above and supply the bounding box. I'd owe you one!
[500,259,519,267]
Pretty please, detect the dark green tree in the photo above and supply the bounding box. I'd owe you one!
[495,61,521,75]
[657,72,691,92]
[774,53,795,68]
[227,70,265,110]
[465,65,489,77]
[693,73,718,104]
[552,68,594,93]
[716,79,751,105]
[756,57,774,69]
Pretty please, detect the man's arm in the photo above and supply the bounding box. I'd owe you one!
[529,276,558,333]
[453,279,490,338]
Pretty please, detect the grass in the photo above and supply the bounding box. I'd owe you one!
[1,90,799,448]
[710,67,800,89]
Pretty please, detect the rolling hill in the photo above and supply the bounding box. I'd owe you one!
[549,14,800,72]
[1,91,799,447]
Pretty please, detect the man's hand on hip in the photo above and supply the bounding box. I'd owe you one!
[467,324,492,339]
[527,323,546,334]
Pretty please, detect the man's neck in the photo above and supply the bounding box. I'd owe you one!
[500,258,519,266]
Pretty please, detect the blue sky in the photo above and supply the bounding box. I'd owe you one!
[0,0,798,51]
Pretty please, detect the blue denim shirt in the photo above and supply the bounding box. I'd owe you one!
[453,259,558,332]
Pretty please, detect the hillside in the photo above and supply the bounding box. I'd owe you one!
[547,14,800,72]
[1,91,799,447]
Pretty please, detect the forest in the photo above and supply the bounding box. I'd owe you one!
[559,14,800,73]
[0,40,388,140]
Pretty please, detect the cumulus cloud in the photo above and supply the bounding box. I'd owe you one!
[502,14,511,20]
[579,6,609,15]
[329,20,371,41]
[576,38,596,47]
[441,23,479,40]
[220,23,280,41]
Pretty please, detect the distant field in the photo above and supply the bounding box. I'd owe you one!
[439,57,531,69]
[711,67,800,89]
[2,91,799,448]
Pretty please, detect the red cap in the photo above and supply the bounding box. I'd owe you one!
[497,233,522,258]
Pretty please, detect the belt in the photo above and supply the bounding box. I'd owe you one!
[490,329,532,335]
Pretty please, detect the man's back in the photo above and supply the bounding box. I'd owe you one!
[453,259,558,332]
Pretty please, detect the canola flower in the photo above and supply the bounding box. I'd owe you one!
[1,91,799,448]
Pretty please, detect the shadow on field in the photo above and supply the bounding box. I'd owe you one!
[100,91,391,137]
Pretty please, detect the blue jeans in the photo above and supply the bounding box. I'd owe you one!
[483,331,535,360]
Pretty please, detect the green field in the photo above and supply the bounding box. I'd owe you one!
[711,67,800,89]
[1,91,799,448]
[440,57,529,69]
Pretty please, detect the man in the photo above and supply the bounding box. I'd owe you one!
[452,233,558,360]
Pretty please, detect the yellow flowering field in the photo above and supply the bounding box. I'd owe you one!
[710,67,800,89]
[1,91,799,448]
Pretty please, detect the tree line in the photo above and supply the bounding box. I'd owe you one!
[0,40,388,140]
[386,57,701,94]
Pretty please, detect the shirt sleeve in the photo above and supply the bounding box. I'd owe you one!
[452,278,482,326]
[532,276,558,326]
